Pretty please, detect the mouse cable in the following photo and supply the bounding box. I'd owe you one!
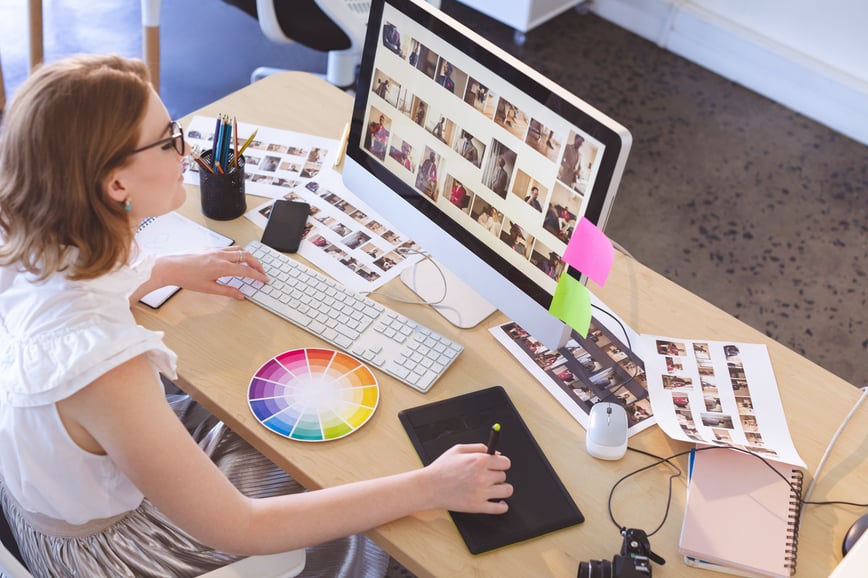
[607,445,868,539]
[686,447,867,509]
[800,384,868,522]
[360,247,448,306]
[607,446,685,537]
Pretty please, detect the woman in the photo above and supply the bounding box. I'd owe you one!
[477,206,500,235]
[0,55,511,577]
[449,180,466,207]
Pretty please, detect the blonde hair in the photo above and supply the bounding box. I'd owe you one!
[0,54,152,280]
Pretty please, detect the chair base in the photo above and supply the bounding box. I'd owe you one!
[251,59,358,92]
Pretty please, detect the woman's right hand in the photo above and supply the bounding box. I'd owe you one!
[421,444,512,515]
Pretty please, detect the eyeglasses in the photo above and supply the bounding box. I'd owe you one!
[129,121,185,156]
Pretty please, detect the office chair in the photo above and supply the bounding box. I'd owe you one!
[222,0,369,88]
[226,0,441,89]
[0,511,305,578]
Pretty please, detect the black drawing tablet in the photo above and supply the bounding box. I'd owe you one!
[398,385,584,554]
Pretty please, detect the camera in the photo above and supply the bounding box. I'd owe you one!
[577,528,665,578]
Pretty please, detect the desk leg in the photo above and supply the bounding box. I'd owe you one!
[141,0,161,93]
[28,0,44,73]
[144,25,160,93]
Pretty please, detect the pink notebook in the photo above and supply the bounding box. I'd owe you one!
[679,448,803,578]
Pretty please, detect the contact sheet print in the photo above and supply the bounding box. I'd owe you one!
[247,171,424,292]
[184,116,338,195]
[639,336,805,467]
[491,291,805,468]
[490,294,656,436]
[183,116,423,293]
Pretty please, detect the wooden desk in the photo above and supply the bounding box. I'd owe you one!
[133,71,867,578]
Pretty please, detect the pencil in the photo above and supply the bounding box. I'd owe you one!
[237,129,259,158]
[334,121,351,168]
[211,115,221,161]
[486,423,501,455]
[213,116,225,170]
[192,154,214,174]
[231,116,239,170]
[221,114,233,168]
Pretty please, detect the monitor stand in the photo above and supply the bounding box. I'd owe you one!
[400,258,497,329]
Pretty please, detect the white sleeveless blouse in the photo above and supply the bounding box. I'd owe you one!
[0,255,177,524]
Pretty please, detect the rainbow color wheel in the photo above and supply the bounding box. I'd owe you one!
[248,348,379,442]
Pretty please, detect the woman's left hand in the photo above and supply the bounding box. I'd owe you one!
[149,248,269,301]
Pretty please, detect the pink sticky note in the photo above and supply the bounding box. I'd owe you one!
[562,217,614,286]
[549,271,591,338]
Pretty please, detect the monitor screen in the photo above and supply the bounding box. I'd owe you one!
[344,0,631,348]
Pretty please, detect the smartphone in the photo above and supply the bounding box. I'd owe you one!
[261,200,310,252]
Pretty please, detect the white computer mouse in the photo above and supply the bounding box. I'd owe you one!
[586,402,628,460]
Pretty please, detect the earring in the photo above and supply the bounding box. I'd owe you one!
[124,197,132,212]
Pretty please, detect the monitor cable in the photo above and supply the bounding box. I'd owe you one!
[590,303,641,404]
[360,247,449,306]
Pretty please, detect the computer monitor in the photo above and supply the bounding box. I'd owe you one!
[343,0,631,349]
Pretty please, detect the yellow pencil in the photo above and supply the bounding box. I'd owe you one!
[334,122,351,168]
[236,129,259,158]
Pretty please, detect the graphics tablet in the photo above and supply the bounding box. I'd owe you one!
[398,385,583,554]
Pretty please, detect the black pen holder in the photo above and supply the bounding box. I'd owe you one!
[199,150,246,221]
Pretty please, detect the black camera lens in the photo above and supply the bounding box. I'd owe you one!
[577,559,612,578]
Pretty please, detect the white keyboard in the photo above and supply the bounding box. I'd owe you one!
[222,240,463,392]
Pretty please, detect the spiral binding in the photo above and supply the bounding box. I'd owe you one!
[783,469,805,575]
[136,216,156,232]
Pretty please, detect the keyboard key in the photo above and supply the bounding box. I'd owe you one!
[232,241,463,392]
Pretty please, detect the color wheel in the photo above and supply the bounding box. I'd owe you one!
[248,348,379,441]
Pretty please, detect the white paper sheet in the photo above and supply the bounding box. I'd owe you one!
[638,335,805,468]
[489,293,656,436]
[183,116,423,293]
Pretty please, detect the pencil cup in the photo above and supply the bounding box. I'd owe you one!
[198,150,246,220]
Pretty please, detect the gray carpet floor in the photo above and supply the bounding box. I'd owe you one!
[438,2,866,389]
[389,6,866,576]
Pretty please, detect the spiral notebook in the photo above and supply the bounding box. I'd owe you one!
[679,448,803,578]
[135,212,233,308]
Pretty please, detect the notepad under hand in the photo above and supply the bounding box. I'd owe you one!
[679,448,804,578]
[135,212,234,308]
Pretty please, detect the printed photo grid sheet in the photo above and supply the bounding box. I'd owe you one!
[488,290,805,470]
[489,293,656,436]
[183,116,424,293]
[639,335,805,468]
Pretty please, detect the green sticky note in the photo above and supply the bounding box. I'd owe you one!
[549,272,592,338]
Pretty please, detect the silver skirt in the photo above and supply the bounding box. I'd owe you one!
[0,393,389,578]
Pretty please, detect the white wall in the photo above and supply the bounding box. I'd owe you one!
[592,0,868,146]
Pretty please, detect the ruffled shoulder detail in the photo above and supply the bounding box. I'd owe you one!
[0,318,178,407]
[0,256,177,406]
